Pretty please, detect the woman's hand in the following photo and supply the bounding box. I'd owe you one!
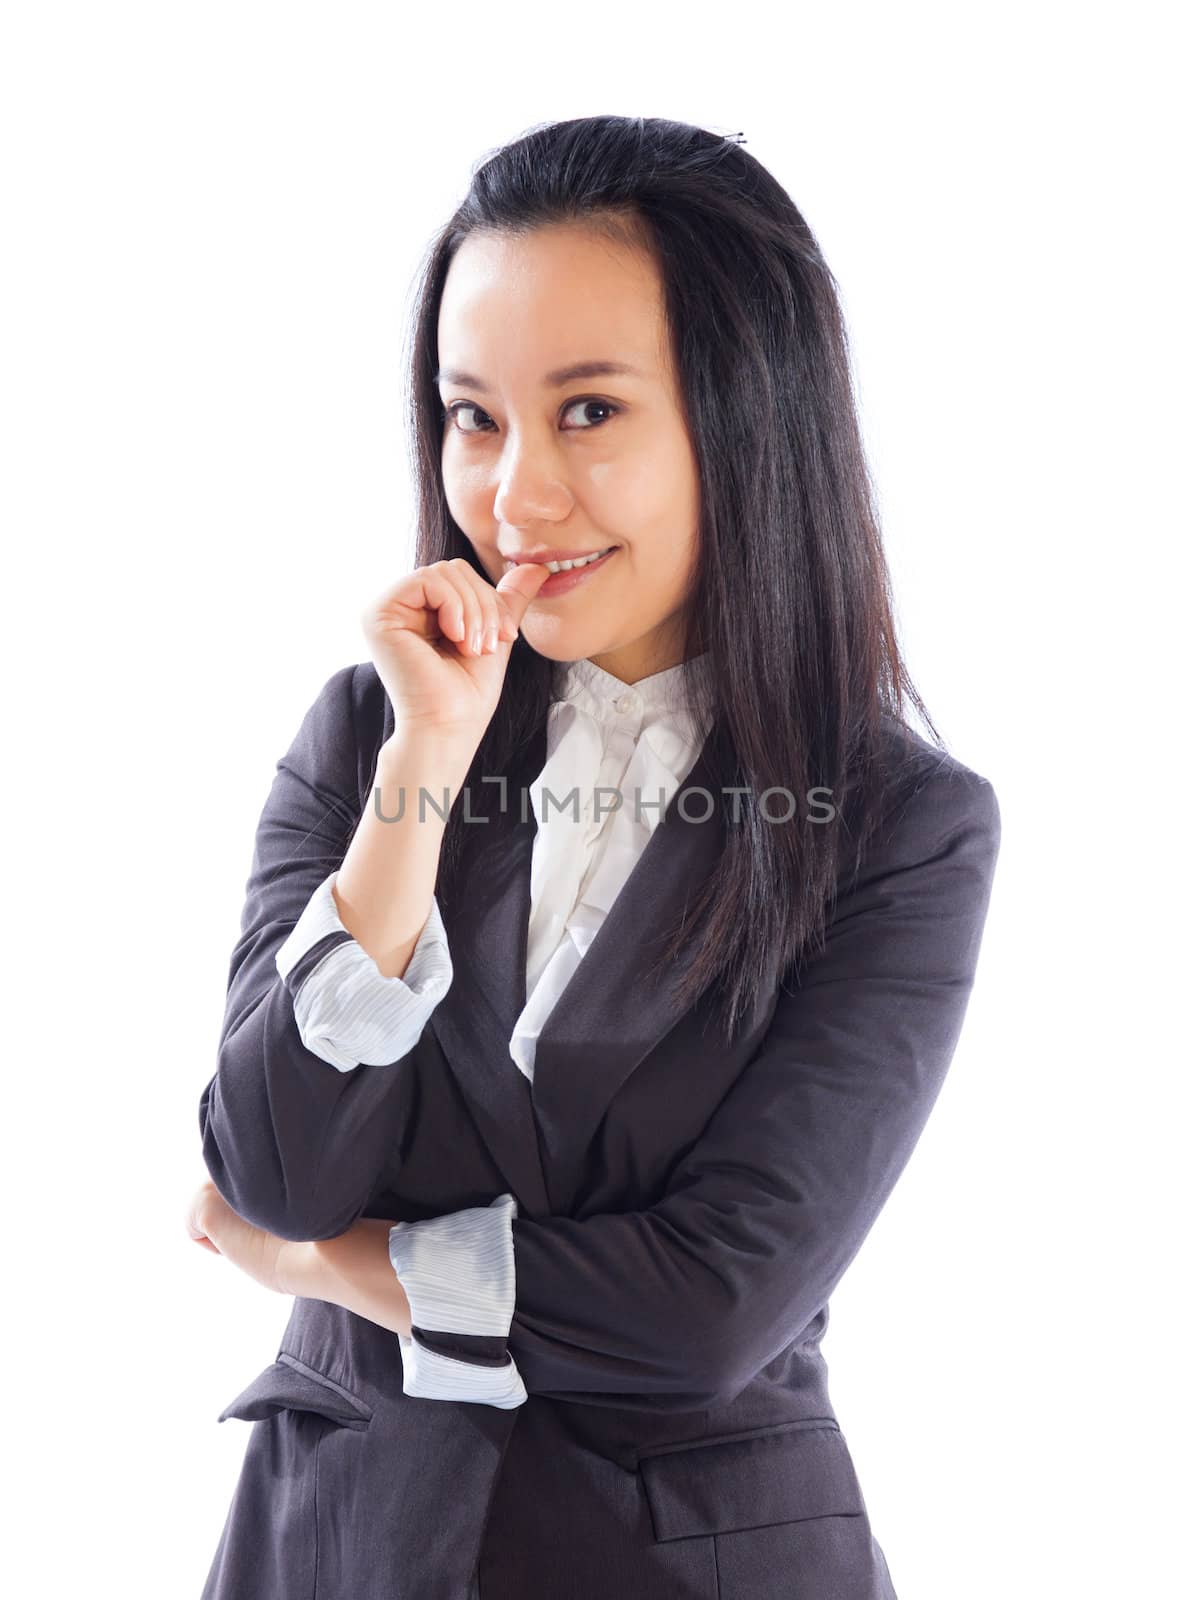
[184,1178,413,1335]
[361,555,550,747]
[184,1177,303,1298]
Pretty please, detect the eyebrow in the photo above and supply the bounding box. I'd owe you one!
[434,359,648,393]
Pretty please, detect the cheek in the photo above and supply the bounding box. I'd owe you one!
[583,444,692,531]
[587,445,698,577]
[442,453,492,525]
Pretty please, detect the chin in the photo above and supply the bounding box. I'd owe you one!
[522,641,592,664]
[519,627,613,666]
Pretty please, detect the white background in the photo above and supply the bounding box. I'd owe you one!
[4,2,1195,1595]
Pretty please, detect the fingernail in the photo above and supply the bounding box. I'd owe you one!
[471,626,483,654]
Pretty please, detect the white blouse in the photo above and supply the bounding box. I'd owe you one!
[276,650,715,1408]
[513,651,715,1080]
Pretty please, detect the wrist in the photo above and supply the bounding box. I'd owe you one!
[295,1221,413,1336]
[374,733,476,821]
[378,728,478,773]
[377,731,474,787]
[279,1239,324,1302]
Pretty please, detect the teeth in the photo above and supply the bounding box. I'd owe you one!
[505,547,614,574]
[546,549,610,573]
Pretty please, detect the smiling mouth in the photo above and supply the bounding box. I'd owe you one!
[507,545,620,597]
[504,545,618,575]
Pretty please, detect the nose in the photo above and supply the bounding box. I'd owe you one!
[492,428,573,528]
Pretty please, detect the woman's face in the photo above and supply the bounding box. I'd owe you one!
[436,222,701,684]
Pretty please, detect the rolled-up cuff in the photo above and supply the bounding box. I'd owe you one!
[274,871,453,1071]
[388,1195,528,1408]
[395,1335,528,1408]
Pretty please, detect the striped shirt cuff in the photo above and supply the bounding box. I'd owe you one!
[274,871,453,1072]
[389,1195,528,1409]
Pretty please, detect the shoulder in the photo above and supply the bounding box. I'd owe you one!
[858,711,1002,877]
[299,657,391,736]
[347,656,392,741]
[280,660,392,809]
[879,711,999,816]
[345,658,394,801]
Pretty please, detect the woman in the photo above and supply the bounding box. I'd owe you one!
[188,115,1001,1600]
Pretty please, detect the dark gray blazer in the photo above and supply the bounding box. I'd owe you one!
[197,660,1001,1600]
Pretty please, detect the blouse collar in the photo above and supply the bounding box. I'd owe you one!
[551,649,716,727]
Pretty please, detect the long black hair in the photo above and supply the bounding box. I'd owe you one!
[401,114,941,1042]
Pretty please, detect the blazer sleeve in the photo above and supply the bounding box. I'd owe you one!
[198,663,452,1242]
[500,758,1002,1412]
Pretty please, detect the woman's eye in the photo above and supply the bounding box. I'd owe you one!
[562,398,620,429]
[444,402,494,434]
[442,398,620,434]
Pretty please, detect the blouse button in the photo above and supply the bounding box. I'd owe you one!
[614,692,636,714]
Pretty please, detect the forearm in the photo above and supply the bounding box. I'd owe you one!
[288,1219,413,1337]
[199,670,464,1241]
[333,732,475,980]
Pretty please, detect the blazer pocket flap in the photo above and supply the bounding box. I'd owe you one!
[638,1420,865,1542]
[217,1354,373,1430]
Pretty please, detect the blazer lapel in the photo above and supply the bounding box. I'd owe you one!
[530,720,728,1202]
[427,712,730,1218]
[427,721,553,1218]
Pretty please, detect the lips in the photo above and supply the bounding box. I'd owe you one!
[504,545,617,574]
[522,545,619,596]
